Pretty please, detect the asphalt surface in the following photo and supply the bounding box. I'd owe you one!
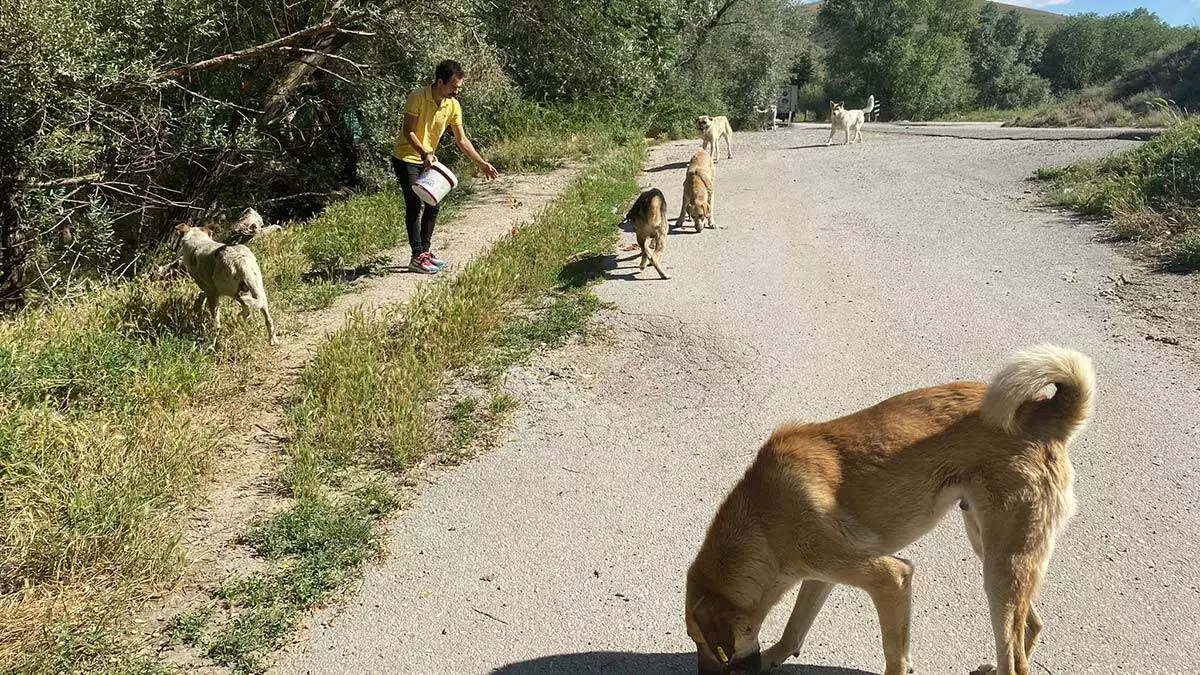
[278,124,1200,674]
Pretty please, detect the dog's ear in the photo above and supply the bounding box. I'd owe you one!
[176,223,190,234]
[200,225,214,234]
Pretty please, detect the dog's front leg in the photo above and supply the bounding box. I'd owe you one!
[676,201,689,231]
[840,556,914,675]
[207,295,222,334]
[826,126,836,146]
[761,580,834,671]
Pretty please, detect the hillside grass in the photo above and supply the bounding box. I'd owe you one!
[1035,116,1200,270]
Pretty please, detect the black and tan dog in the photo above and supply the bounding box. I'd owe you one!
[624,188,670,279]
[686,345,1095,675]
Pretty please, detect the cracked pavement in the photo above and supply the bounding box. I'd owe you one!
[278,124,1200,674]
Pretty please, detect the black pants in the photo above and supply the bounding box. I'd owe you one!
[392,157,439,257]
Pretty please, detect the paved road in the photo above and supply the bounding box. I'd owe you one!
[279,125,1200,674]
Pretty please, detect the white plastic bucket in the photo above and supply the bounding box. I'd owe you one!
[413,162,459,206]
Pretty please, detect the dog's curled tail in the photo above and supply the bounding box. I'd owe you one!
[979,344,1094,442]
[862,95,877,115]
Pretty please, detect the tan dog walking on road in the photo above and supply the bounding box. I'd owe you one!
[677,148,716,233]
[697,115,734,162]
[686,344,1094,675]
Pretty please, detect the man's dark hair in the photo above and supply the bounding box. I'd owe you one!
[434,60,465,84]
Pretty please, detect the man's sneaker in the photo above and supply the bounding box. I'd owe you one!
[408,253,438,274]
[427,252,447,269]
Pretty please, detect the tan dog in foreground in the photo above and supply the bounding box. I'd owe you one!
[697,115,733,162]
[686,344,1095,675]
[175,224,278,345]
[677,148,715,233]
[624,188,669,279]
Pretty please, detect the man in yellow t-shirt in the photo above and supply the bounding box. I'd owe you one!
[392,59,499,274]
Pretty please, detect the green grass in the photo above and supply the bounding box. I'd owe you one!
[165,141,641,672]
[179,495,387,673]
[1035,116,1200,269]
[253,188,468,312]
[284,143,640,496]
[476,290,606,386]
[2,96,642,671]
[0,280,264,671]
[1008,94,1181,129]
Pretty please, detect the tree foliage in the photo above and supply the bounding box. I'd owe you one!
[0,0,815,304]
[970,5,1050,109]
[1038,9,1195,93]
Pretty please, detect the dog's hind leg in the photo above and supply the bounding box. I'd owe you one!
[724,132,733,160]
[761,580,834,671]
[963,508,1044,667]
[636,232,649,273]
[968,509,1054,675]
[649,235,668,280]
[260,304,279,346]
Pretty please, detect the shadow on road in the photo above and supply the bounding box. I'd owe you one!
[490,650,875,674]
[645,160,691,173]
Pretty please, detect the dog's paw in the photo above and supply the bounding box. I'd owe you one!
[969,663,996,675]
[759,643,794,671]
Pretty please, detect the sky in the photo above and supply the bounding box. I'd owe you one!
[798,1,1199,27]
[1001,0,1199,26]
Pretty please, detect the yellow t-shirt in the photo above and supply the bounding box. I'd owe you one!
[393,86,463,164]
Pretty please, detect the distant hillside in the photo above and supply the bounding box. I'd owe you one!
[991,1,1067,30]
[799,1,1067,30]
[1010,40,1200,127]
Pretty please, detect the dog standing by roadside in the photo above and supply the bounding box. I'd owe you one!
[686,344,1095,675]
[175,223,278,345]
[624,188,670,279]
[753,104,778,131]
[697,115,733,163]
[827,95,876,145]
[677,148,716,233]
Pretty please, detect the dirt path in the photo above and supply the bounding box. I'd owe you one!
[147,164,584,659]
[278,125,1200,674]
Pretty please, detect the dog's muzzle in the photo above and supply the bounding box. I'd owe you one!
[697,648,762,675]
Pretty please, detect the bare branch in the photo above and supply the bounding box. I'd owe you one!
[28,174,103,189]
[677,0,748,69]
[278,46,371,73]
[149,20,343,81]
[166,80,264,114]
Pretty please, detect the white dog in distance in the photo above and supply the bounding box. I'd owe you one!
[827,95,878,145]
